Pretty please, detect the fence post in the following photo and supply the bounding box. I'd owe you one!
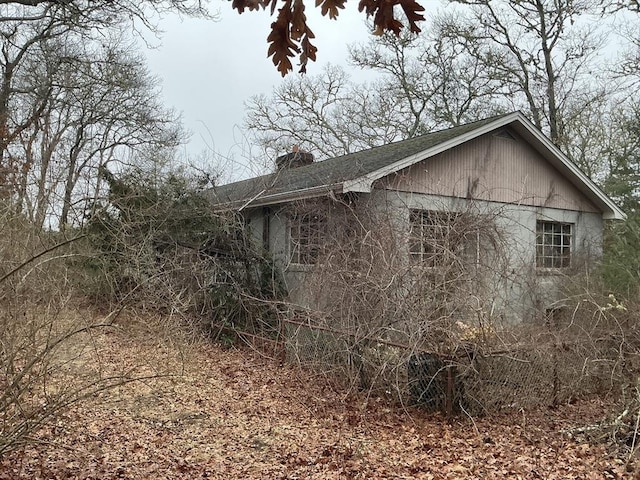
[552,349,559,407]
[547,309,560,407]
[278,315,286,364]
[445,364,454,419]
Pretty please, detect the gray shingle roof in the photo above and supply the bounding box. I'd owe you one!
[209,114,511,207]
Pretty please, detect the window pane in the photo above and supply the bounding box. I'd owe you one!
[409,210,479,269]
[291,212,326,264]
[535,220,572,269]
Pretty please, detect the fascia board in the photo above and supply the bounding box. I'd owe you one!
[603,211,624,220]
[344,111,626,220]
[343,112,523,194]
[217,183,344,210]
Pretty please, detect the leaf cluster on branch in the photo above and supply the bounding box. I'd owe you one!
[231,0,426,75]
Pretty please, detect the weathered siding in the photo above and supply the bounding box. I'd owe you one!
[382,130,600,213]
[246,204,317,308]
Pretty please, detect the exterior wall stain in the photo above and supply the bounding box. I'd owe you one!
[383,131,600,214]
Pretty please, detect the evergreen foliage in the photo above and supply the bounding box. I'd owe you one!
[84,166,285,332]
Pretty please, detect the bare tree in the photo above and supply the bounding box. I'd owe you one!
[245,64,410,160]
[439,0,610,149]
[349,17,508,131]
[608,5,640,88]
[0,8,74,197]
[243,11,532,161]
[55,41,183,229]
[0,0,209,205]
[7,32,183,229]
[244,23,511,163]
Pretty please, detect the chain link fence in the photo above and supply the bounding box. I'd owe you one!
[235,310,637,415]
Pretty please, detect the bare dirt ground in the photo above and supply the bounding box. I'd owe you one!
[0,318,634,479]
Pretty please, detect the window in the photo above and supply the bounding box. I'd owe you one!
[409,210,479,268]
[536,221,572,268]
[290,211,326,264]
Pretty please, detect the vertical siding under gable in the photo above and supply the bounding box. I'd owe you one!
[382,131,600,213]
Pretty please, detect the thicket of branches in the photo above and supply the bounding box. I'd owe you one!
[0,161,287,457]
[285,197,507,401]
[84,164,285,331]
[0,201,151,457]
[0,0,222,457]
[274,196,640,425]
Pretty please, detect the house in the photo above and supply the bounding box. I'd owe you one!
[211,112,625,326]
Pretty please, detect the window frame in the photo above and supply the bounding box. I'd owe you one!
[289,210,327,265]
[408,210,480,269]
[535,220,572,269]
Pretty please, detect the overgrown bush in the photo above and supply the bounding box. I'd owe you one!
[275,195,640,416]
[281,197,510,401]
[84,166,285,334]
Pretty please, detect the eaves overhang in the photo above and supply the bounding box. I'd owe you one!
[342,112,626,221]
[212,183,344,211]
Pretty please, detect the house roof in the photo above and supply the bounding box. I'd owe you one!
[210,112,625,220]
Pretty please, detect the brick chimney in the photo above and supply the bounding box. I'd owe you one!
[275,146,314,170]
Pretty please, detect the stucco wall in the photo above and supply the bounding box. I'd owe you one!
[379,189,603,323]
[244,204,311,307]
[246,189,603,323]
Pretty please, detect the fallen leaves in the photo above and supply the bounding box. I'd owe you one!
[0,321,633,479]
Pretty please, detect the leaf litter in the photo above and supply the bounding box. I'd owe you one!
[0,319,633,479]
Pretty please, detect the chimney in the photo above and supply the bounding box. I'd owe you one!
[275,146,314,170]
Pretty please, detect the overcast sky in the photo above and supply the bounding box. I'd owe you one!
[142,2,378,181]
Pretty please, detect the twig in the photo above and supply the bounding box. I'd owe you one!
[0,235,86,285]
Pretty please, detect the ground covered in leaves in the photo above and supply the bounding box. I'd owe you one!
[0,318,634,479]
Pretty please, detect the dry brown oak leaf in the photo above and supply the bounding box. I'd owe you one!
[230,0,426,75]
